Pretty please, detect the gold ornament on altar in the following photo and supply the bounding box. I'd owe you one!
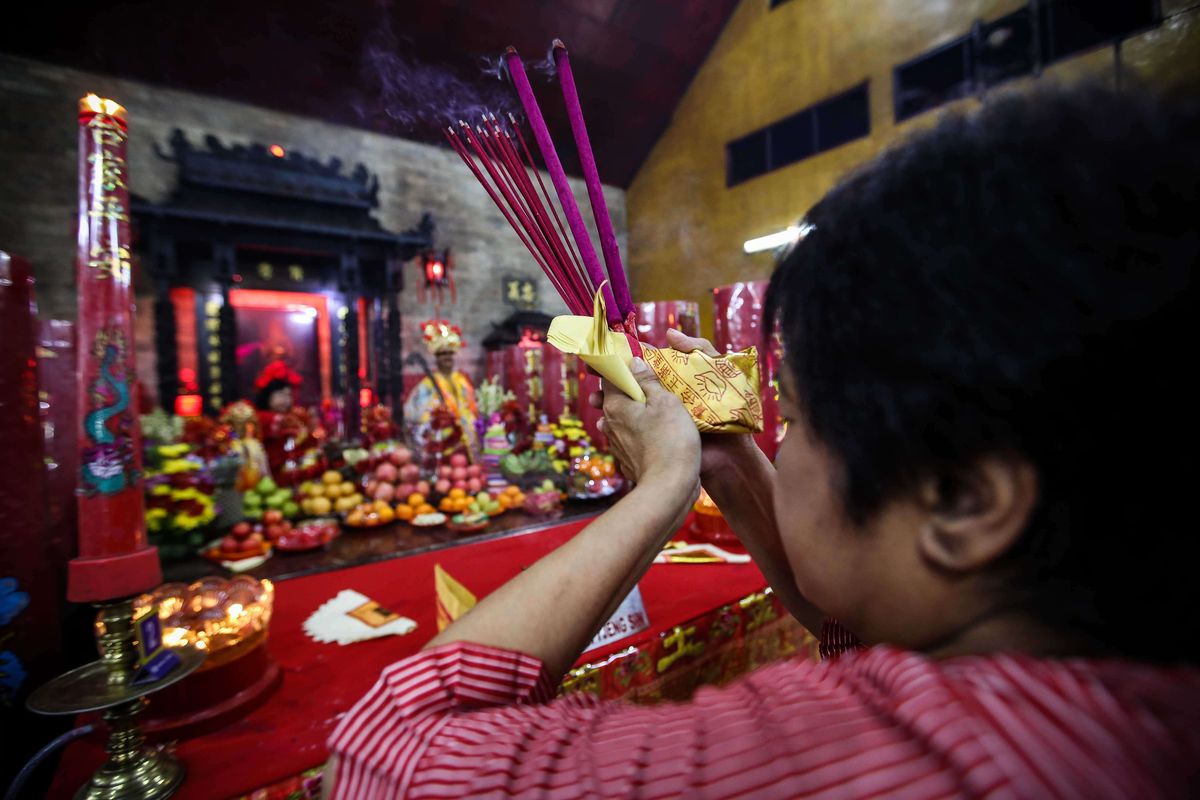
[548,285,764,434]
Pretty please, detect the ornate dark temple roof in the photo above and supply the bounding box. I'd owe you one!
[132,129,432,250]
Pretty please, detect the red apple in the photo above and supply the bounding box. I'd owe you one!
[466,478,482,494]
[436,465,453,480]
[264,523,285,541]
[231,522,252,539]
[220,535,239,553]
[395,482,415,499]
[365,479,379,497]
[434,479,452,495]
[466,465,483,479]
[393,447,412,466]
[374,462,398,483]
[449,453,468,468]
[263,509,283,525]
[373,483,396,503]
[415,480,431,497]
[400,464,422,483]
[451,467,468,482]
[242,533,264,551]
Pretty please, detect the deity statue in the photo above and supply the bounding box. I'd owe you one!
[403,320,480,462]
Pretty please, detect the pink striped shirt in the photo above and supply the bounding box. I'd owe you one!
[328,639,1200,799]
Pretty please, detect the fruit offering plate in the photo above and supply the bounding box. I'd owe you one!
[568,475,625,500]
[276,519,340,552]
[447,517,489,534]
[411,512,447,528]
[202,540,272,563]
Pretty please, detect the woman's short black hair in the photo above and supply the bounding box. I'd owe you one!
[766,84,1197,662]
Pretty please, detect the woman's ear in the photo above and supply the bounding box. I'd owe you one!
[917,454,1038,573]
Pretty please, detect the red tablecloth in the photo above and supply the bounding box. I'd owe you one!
[51,516,772,799]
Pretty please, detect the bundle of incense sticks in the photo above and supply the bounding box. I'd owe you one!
[445,40,634,331]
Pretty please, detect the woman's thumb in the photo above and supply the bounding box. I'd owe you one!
[630,357,665,395]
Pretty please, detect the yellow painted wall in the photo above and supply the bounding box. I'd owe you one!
[626,0,1200,336]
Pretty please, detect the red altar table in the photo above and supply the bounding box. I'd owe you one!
[50,515,814,799]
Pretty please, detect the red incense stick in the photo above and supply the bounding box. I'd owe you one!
[552,40,635,323]
[503,46,619,324]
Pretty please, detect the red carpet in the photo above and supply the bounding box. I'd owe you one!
[50,515,766,799]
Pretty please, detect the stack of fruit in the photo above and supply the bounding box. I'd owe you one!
[495,484,527,512]
[298,471,364,516]
[277,519,339,551]
[567,453,622,498]
[431,453,485,499]
[242,477,299,523]
[524,479,564,516]
[365,458,429,506]
[211,518,272,561]
[343,499,396,528]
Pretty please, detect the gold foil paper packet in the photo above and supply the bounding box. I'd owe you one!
[548,286,763,434]
[347,600,402,628]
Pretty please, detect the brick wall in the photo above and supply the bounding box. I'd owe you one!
[0,53,626,395]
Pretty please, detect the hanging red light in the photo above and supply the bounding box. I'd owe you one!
[416,248,455,308]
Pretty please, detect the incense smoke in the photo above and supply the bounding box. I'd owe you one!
[357,12,520,131]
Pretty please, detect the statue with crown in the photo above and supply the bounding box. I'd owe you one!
[404,320,480,462]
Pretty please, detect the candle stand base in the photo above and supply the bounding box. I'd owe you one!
[26,598,205,800]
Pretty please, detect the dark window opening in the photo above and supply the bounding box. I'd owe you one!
[769,109,815,169]
[726,85,871,186]
[1040,0,1158,62]
[975,7,1035,87]
[727,129,769,187]
[894,37,972,122]
[816,85,870,150]
[769,0,794,8]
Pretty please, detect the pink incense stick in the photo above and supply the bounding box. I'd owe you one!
[445,127,586,314]
[483,120,592,312]
[506,114,591,300]
[552,40,635,323]
[504,46,619,324]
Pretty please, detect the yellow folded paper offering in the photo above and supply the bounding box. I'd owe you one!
[548,286,763,434]
[434,564,477,632]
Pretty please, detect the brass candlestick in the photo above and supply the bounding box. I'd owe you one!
[27,598,205,800]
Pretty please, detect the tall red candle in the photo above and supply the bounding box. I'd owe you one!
[67,94,162,603]
[712,280,782,461]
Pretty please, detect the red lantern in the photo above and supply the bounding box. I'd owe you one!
[174,394,203,417]
[416,249,456,307]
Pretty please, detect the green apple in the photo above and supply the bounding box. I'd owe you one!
[257,477,278,495]
[282,501,300,518]
[243,492,262,507]
[244,507,262,521]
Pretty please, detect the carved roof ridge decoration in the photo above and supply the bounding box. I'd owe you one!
[155,129,380,209]
[136,130,434,256]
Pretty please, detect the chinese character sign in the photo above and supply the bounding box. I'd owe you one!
[503,275,539,310]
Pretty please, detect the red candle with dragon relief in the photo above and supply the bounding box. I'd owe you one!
[67,94,162,603]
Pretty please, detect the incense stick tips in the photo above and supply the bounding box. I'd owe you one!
[552,38,567,51]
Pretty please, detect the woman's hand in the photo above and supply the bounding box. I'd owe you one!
[661,329,761,483]
[589,356,700,516]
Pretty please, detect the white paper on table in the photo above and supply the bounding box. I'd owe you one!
[584,585,650,654]
[303,589,417,646]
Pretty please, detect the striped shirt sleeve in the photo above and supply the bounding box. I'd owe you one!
[327,642,556,799]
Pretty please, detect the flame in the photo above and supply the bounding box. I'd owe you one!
[80,93,127,120]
